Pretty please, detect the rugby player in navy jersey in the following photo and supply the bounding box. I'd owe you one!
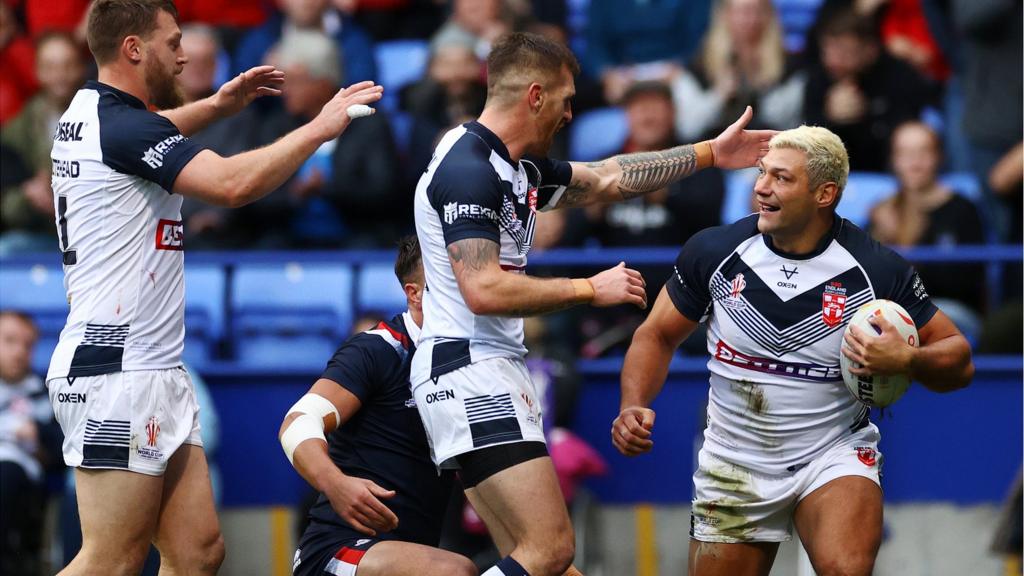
[281,236,476,576]
[615,126,974,576]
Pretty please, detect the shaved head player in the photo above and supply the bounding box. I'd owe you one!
[45,1,381,574]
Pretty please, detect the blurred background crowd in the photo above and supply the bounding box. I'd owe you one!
[2,0,1022,395]
[0,0,1021,573]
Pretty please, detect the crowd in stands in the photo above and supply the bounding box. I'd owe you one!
[1,0,1021,344]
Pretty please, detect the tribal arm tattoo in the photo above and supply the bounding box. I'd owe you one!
[557,144,702,208]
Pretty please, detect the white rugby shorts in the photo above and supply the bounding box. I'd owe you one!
[412,356,546,468]
[690,424,882,543]
[48,367,203,476]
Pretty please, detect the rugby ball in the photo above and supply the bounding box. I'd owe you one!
[840,299,919,408]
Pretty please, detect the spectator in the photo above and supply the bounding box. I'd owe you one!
[233,0,377,85]
[880,0,951,82]
[952,0,1022,242]
[176,24,247,249]
[584,0,711,104]
[401,42,487,186]
[670,0,804,142]
[562,81,725,250]
[804,7,935,171]
[0,1,39,124]
[0,31,86,255]
[0,311,62,576]
[236,29,401,248]
[868,121,985,325]
[429,0,510,61]
[560,82,724,357]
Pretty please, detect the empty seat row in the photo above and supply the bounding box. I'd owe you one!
[0,261,408,374]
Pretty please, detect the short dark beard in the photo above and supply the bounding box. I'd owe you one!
[145,54,185,110]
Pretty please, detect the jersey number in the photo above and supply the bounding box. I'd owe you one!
[58,196,76,265]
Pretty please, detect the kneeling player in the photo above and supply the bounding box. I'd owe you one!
[280,237,475,576]
[613,126,974,576]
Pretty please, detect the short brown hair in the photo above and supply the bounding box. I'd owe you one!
[394,235,422,285]
[486,32,580,105]
[87,0,179,65]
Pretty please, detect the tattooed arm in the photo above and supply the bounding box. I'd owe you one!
[554,106,776,209]
[447,238,647,317]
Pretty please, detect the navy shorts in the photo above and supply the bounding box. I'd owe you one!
[293,523,380,576]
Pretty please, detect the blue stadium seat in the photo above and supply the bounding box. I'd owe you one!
[569,107,628,162]
[837,172,897,228]
[0,263,67,373]
[357,263,406,316]
[183,264,225,369]
[772,0,824,53]
[232,263,353,370]
[939,171,981,201]
[722,167,760,224]
[374,40,430,114]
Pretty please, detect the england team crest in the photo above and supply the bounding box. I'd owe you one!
[822,282,848,327]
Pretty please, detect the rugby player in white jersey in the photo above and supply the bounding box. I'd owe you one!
[412,32,774,576]
[45,1,382,574]
[614,126,974,576]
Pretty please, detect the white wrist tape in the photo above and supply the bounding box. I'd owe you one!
[281,394,341,465]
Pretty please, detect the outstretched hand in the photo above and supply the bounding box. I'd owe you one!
[312,81,385,142]
[212,65,285,117]
[710,106,778,170]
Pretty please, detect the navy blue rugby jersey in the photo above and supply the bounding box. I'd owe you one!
[666,215,937,473]
[308,312,455,545]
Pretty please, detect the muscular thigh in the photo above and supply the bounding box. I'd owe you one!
[688,539,779,576]
[793,476,882,574]
[358,541,474,576]
[75,467,164,554]
[470,455,572,546]
[152,444,221,560]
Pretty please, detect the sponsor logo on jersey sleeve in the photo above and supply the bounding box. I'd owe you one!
[442,202,499,225]
[141,134,186,169]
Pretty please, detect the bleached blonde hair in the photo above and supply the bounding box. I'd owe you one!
[770,126,849,207]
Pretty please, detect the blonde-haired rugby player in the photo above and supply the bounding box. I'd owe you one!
[614,126,974,576]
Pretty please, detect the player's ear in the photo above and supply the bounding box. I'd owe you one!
[123,35,144,63]
[528,82,544,113]
[816,182,839,210]
[403,281,423,307]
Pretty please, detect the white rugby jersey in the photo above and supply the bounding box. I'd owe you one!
[47,81,205,380]
[411,122,571,386]
[668,215,937,474]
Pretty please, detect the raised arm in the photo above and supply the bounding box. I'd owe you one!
[448,237,647,316]
[279,378,399,536]
[554,106,776,209]
[173,81,382,207]
[612,286,700,456]
[159,66,284,136]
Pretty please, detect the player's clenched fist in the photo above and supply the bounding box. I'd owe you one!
[612,406,656,456]
[312,81,384,142]
[324,474,399,536]
[588,262,647,309]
